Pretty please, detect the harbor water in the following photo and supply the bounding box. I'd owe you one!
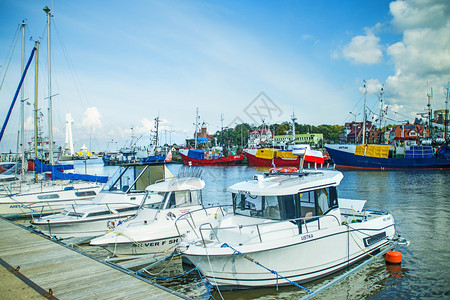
[74,160,449,299]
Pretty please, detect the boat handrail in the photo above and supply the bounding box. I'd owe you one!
[174,205,230,238]
[197,213,341,245]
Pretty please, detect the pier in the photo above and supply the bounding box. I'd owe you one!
[0,217,184,299]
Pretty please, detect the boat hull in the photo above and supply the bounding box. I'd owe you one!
[325,144,450,170]
[183,215,395,288]
[180,153,244,166]
[244,150,300,167]
[31,214,134,240]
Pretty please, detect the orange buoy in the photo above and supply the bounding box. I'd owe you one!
[385,250,402,264]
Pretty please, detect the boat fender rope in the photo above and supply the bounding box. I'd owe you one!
[221,243,313,294]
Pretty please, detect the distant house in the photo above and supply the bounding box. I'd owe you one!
[247,128,273,148]
[273,133,323,148]
[186,122,214,148]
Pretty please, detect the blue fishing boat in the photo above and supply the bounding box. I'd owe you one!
[325,143,450,170]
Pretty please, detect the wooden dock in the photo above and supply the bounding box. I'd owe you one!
[0,217,185,299]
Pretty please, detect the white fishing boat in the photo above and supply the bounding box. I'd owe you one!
[31,163,169,240]
[179,168,396,289]
[90,172,226,256]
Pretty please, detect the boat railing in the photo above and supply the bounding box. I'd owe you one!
[174,205,229,239]
[196,213,341,247]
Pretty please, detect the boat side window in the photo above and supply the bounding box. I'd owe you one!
[315,189,329,215]
[329,187,338,209]
[75,191,97,197]
[67,212,83,218]
[37,194,60,200]
[87,211,112,217]
[166,190,192,208]
[190,190,202,206]
[277,195,296,220]
[263,196,281,219]
[299,191,316,217]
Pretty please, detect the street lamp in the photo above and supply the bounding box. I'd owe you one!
[349,112,361,144]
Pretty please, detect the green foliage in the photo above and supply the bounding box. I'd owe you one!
[212,122,343,146]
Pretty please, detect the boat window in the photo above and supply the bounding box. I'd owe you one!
[233,193,262,217]
[166,190,192,208]
[116,206,139,213]
[299,191,316,217]
[87,211,112,217]
[316,189,329,215]
[142,192,165,209]
[37,194,60,200]
[67,212,83,218]
[278,194,297,220]
[75,191,97,197]
[190,190,202,205]
[263,196,280,219]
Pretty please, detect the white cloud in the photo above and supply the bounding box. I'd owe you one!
[384,0,450,119]
[82,107,102,133]
[342,29,383,65]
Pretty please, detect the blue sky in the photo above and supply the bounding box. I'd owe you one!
[1,0,449,152]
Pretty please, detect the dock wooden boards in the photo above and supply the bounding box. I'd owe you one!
[0,218,183,299]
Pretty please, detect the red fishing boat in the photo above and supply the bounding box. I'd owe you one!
[179,149,244,166]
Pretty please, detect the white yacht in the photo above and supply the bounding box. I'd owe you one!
[180,168,396,289]
[0,177,103,218]
[31,163,169,240]
[90,175,226,256]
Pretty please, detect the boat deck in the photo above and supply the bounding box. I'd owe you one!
[0,217,184,299]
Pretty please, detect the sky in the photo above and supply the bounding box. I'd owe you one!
[0,0,449,152]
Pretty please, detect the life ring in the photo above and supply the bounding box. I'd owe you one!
[269,167,298,174]
[278,167,298,173]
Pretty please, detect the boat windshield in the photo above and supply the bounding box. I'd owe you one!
[141,192,165,209]
[232,187,338,220]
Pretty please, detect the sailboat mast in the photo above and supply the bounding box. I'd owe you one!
[34,41,39,182]
[362,80,367,145]
[44,6,54,164]
[155,116,159,147]
[427,87,432,140]
[445,87,449,142]
[194,108,200,149]
[20,21,26,180]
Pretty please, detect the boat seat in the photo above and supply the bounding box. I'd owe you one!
[305,212,313,218]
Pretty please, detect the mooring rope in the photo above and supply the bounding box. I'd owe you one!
[220,243,313,294]
[137,267,216,300]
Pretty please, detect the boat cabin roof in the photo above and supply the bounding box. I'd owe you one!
[228,169,343,196]
[146,177,205,193]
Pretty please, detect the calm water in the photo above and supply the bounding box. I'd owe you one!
[74,160,450,299]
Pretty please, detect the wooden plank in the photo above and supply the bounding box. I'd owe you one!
[0,218,183,300]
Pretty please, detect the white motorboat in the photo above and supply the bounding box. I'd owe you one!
[180,168,396,289]
[90,174,226,256]
[31,163,169,240]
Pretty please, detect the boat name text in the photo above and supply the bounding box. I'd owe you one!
[301,234,314,241]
